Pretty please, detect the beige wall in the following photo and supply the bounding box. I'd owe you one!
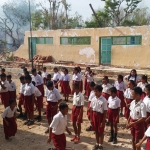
[14,26,150,68]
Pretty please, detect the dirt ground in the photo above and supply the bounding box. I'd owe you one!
[0,72,146,150]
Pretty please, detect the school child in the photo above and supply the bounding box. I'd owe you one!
[90,85,107,150]
[45,81,62,134]
[32,81,43,122]
[24,71,30,76]
[77,66,83,93]
[136,126,150,150]
[23,68,27,75]
[124,69,141,83]
[114,75,126,116]
[47,102,72,150]
[2,99,17,140]
[38,71,42,76]
[137,75,148,100]
[59,67,65,94]
[143,84,150,128]
[1,68,5,74]
[102,76,112,100]
[0,73,10,108]
[52,67,60,89]
[84,67,91,95]
[46,74,52,82]
[24,75,35,126]
[124,80,136,119]
[32,68,44,96]
[126,87,146,150]
[42,67,48,85]
[107,87,121,144]
[71,83,84,144]
[17,76,26,118]
[7,75,17,100]
[86,81,95,131]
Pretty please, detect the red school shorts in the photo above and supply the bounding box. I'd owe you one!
[52,133,66,150]
[1,92,10,108]
[18,93,24,106]
[46,102,58,119]
[130,118,144,139]
[108,108,119,124]
[117,90,125,108]
[87,101,91,120]
[36,95,43,110]
[146,138,150,150]
[92,111,104,134]
[102,92,110,100]
[9,91,16,100]
[124,99,133,119]
[71,106,83,123]
[24,95,34,113]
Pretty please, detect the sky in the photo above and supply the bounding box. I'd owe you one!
[0,0,150,20]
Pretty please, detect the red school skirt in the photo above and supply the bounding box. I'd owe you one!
[130,118,144,139]
[46,102,58,119]
[19,93,24,106]
[62,81,71,95]
[37,84,44,97]
[86,82,91,97]
[9,91,16,100]
[141,92,146,100]
[3,117,17,137]
[108,108,119,124]
[36,95,43,110]
[87,101,91,120]
[84,78,87,91]
[124,99,133,119]
[52,133,66,150]
[54,80,58,89]
[71,106,83,123]
[24,95,34,113]
[92,111,104,134]
[1,92,10,108]
[146,138,150,150]
[117,90,125,108]
[60,81,64,93]
[102,92,110,100]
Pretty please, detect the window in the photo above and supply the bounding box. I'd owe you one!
[60,37,91,45]
[36,37,53,44]
[112,36,142,45]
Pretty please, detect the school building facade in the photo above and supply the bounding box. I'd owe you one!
[14,26,150,68]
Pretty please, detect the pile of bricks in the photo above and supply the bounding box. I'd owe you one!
[13,56,28,62]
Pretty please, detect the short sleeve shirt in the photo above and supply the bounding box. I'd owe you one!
[88,91,95,102]
[73,92,84,106]
[8,81,16,91]
[102,83,112,94]
[124,88,133,99]
[2,106,17,118]
[108,96,121,109]
[32,74,44,86]
[24,83,35,96]
[124,75,141,82]
[0,80,9,93]
[53,72,60,81]
[114,81,126,91]
[42,72,48,78]
[62,74,70,82]
[20,84,25,94]
[143,96,150,113]
[137,82,147,92]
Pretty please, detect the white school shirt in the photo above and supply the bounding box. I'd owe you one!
[73,92,84,106]
[124,75,141,82]
[62,74,70,82]
[20,84,25,94]
[130,100,146,120]
[32,74,44,86]
[8,81,16,92]
[34,87,42,97]
[53,72,60,81]
[50,111,67,135]
[87,74,93,82]
[24,83,35,96]
[114,81,126,92]
[2,106,17,118]
[46,88,62,102]
[90,95,108,113]
[137,82,147,92]
[108,96,121,109]
[102,83,112,94]
[72,74,80,81]
[84,71,89,77]
[42,72,48,78]
[0,80,9,93]
[88,90,95,102]
[78,72,82,81]
[143,96,150,113]
[145,126,150,137]
[124,88,133,99]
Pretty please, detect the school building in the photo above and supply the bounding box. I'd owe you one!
[14,26,150,68]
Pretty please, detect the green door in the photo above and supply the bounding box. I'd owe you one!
[28,37,37,59]
[100,37,112,64]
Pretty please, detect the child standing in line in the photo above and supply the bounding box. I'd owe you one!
[59,67,65,94]
[137,75,148,100]
[42,67,48,85]
[84,67,91,95]
[52,67,60,89]
[124,80,136,119]
[126,87,146,150]
[90,85,107,150]
[102,76,112,100]
[77,66,83,93]
[1,68,5,74]
[86,81,95,131]
[0,73,10,108]
[71,83,84,144]
[114,75,126,117]
[32,81,43,122]
[47,102,72,150]
[2,99,17,140]
[24,75,35,126]
[107,87,121,144]
[7,75,17,100]
[45,81,62,134]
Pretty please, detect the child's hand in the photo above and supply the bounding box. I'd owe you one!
[126,123,129,129]
[127,122,135,129]
[5,121,9,126]
[136,142,141,148]
[47,137,51,143]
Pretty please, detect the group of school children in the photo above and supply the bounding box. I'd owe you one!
[1,67,150,150]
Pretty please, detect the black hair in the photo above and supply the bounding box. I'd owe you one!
[90,81,95,87]
[59,102,68,110]
[141,75,148,83]
[94,85,103,92]
[9,99,15,105]
[74,67,79,73]
[47,74,51,78]
[133,87,143,96]
[25,75,32,81]
[38,71,42,76]
[145,84,150,91]
[73,83,80,90]
[86,66,90,70]
[77,66,81,72]
[109,87,117,94]
[64,68,68,74]
[129,80,136,87]
[23,68,27,72]
[118,75,123,81]
[25,71,29,76]
[103,76,109,83]
[1,73,6,78]
[53,67,58,71]
[32,81,36,86]
[43,67,47,70]
[31,68,36,73]
[47,81,54,88]
[1,68,5,72]
[128,69,137,82]
[7,75,12,79]
[19,76,25,80]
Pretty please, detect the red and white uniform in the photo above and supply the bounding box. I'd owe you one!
[86,73,94,97]
[19,83,25,105]
[102,83,112,100]
[124,75,141,82]
[137,82,147,100]
[42,72,48,85]
[8,81,16,100]
[34,87,43,109]
[84,71,89,91]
